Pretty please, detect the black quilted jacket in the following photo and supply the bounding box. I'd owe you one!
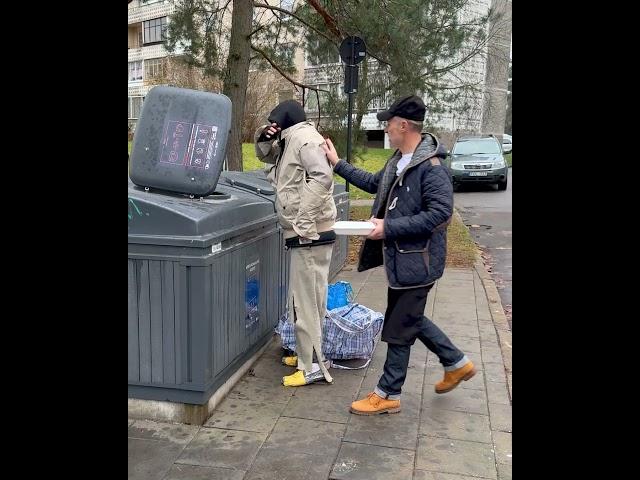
[334,133,452,288]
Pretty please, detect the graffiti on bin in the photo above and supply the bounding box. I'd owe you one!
[128,198,146,222]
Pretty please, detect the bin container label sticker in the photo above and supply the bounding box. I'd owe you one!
[245,259,260,332]
[159,120,219,170]
[211,242,222,254]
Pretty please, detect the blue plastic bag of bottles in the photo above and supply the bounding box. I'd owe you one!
[326,281,354,310]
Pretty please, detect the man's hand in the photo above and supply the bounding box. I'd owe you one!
[367,217,385,240]
[264,122,281,139]
[321,137,340,167]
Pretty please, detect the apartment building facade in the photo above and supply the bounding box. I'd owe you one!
[128,0,176,131]
[301,0,511,147]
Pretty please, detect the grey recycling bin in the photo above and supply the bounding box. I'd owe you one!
[128,182,281,404]
[330,182,349,279]
[219,170,289,323]
[128,86,287,407]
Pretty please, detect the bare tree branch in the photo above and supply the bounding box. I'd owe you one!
[253,2,338,46]
[361,50,391,67]
[249,24,266,37]
[254,3,390,68]
[425,77,484,91]
[421,29,494,78]
[253,3,270,26]
[250,44,330,93]
[432,10,511,77]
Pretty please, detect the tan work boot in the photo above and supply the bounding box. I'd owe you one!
[350,392,401,415]
[435,361,477,394]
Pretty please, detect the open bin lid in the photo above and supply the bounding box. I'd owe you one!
[129,86,231,197]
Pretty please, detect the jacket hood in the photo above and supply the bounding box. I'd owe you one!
[268,100,307,131]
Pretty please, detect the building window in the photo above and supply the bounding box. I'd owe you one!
[145,58,164,80]
[368,90,388,111]
[305,38,341,67]
[143,17,167,45]
[280,0,294,10]
[128,97,143,120]
[306,85,325,111]
[281,42,296,65]
[305,84,340,112]
[128,25,143,49]
[305,50,340,67]
[128,61,143,82]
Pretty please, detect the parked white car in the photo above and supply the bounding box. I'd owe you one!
[502,134,512,153]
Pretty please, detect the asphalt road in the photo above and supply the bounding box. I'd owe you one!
[454,168,512,328]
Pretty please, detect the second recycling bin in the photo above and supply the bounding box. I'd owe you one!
[330,182,349,279]
[219,169,350,311]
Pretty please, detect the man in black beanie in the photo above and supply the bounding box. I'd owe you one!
[254,100,337,387]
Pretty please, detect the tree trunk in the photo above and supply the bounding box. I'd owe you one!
[223,0,253,171]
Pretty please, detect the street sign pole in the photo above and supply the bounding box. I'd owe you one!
[346,70,354,192]
[339,36,366,193]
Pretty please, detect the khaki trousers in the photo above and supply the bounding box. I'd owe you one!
[287,243,333,382]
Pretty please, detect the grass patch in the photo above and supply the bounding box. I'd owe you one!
[446,212,478,268]
[242,143,265,172]
[333,147,392,200]
[242,143,393,200]
[346,206,477,268]
[505,153,512,167]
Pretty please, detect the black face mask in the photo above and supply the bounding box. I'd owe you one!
[268,100,307,131]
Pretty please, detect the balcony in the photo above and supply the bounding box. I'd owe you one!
[128,1,175,25]
[128,84,147,97]
[128,43,167,63]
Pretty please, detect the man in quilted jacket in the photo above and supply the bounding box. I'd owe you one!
[322,95,476,415]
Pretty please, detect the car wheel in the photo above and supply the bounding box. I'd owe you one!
[498,178,508,190]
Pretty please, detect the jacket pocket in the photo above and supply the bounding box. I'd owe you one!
[394,238,428,253]
[299,178,335,223]
[393,239,430,285]
[276,189,297,227]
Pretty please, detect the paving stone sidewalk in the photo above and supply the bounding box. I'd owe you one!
[129,265,512,480]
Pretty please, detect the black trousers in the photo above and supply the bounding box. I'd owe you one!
[377,286,465,398]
